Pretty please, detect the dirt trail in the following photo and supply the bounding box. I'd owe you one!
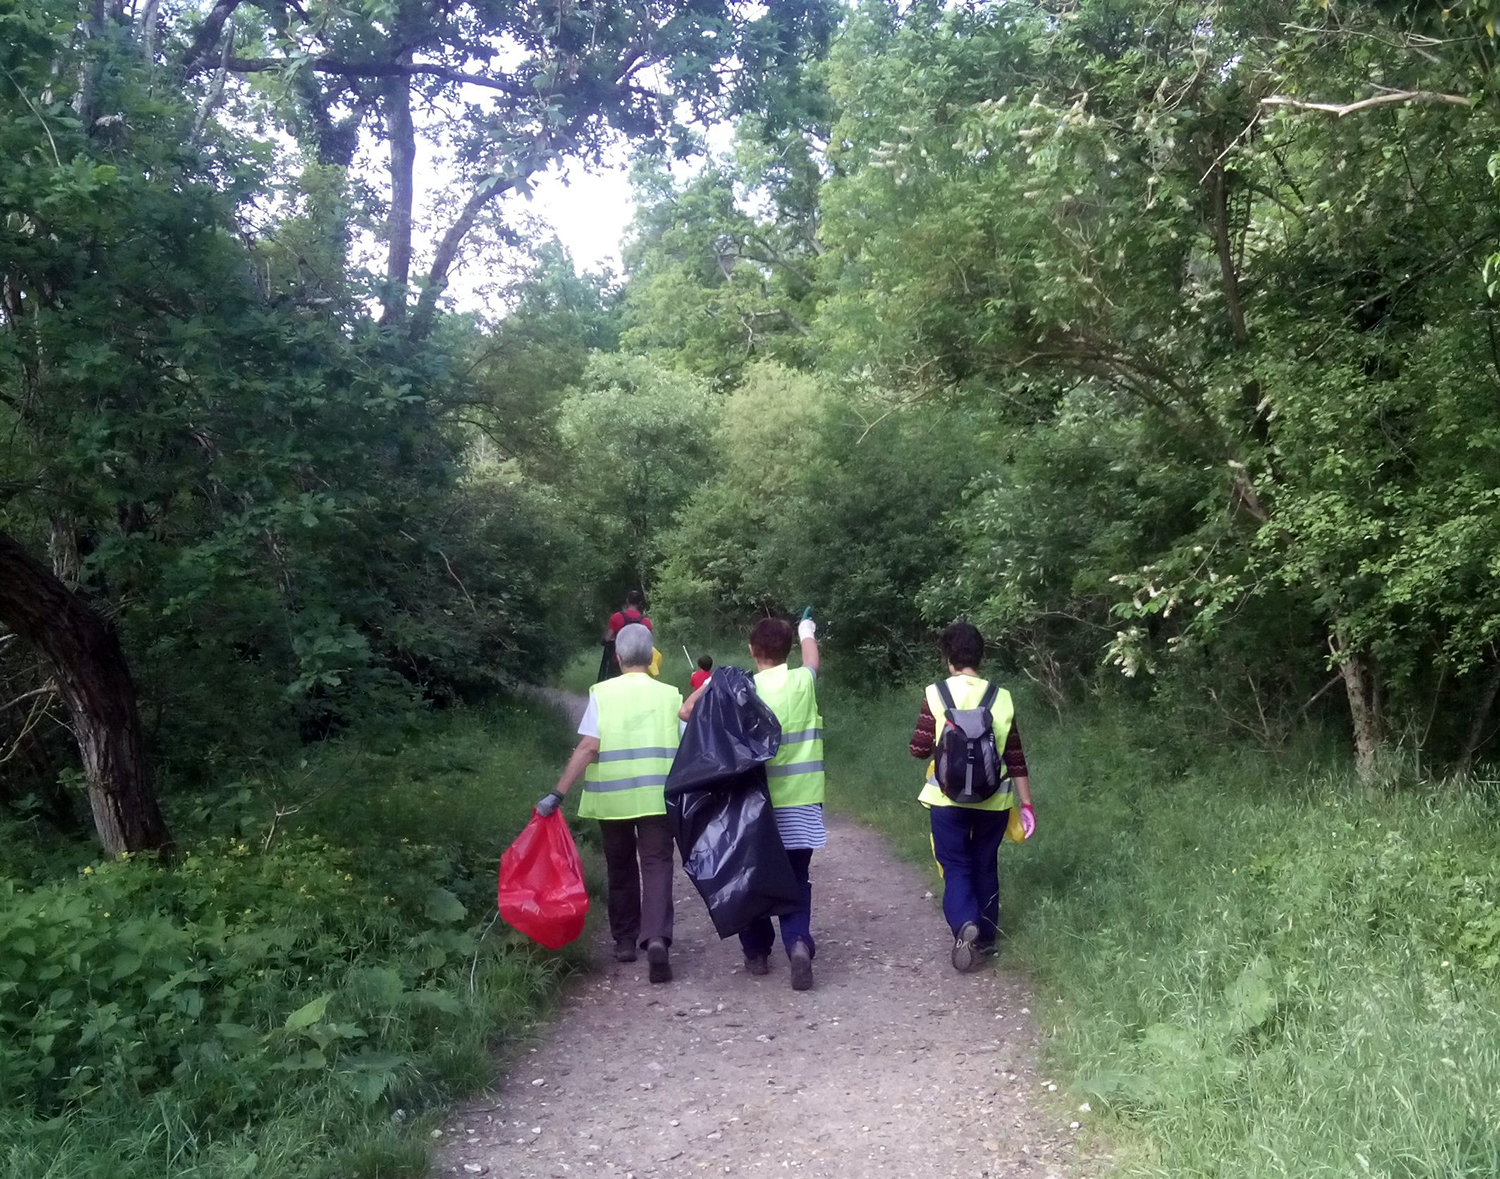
[436,690,1088,1179]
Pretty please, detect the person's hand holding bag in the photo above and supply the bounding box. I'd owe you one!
[497,809,589,949]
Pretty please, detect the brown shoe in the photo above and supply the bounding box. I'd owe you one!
[744,953,770,976]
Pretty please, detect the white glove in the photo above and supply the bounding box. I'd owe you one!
[797,618,816,641]
[535,791,562,817]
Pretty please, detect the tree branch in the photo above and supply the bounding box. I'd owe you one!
[1260,90,1471,117]
[408,174,519,340]
[180,0,243,78]
[223,55,527,97]
[189,18,233,143]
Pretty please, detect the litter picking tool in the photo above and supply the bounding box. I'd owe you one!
[682,644,695,669]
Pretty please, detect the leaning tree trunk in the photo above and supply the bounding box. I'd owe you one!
[0,531,172,855]
[1333,637,1385,783]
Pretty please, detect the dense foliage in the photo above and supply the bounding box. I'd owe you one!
[11,0,1500,1173]
[627,0,1500,776]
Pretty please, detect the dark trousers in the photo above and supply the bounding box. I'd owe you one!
[929,806,1008,945]
[738,848,815,958]
[598,816,675,948]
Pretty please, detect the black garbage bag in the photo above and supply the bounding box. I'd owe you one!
[668,665,782,788]
[596,639,617,682]
[666,667,802,938]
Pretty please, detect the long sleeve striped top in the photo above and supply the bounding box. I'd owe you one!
[908,698,1028,777]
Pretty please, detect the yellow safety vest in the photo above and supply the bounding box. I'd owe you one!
[754,664,825,808]
[919,675,1016,812]
[580,673,683,821]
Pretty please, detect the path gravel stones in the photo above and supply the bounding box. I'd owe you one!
[437,690,1088,1179]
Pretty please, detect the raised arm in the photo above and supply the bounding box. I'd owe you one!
[798,617,820,675]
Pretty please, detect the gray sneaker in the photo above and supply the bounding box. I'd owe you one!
[952,922,980,973]
[646,938,672,984]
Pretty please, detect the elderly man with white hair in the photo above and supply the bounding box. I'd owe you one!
[537,623,682,983]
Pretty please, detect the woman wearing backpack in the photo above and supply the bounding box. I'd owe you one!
[908,622,1035,972]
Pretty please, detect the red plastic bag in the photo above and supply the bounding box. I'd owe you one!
[497,810,589,949]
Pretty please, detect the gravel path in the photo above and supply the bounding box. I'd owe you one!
[436,691,1088,1179]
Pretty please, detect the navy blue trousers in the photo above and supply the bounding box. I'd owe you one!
[928,806,1009,944]
[738,848,815,958]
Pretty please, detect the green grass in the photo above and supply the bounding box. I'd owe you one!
[0,695,593,1179]
[826,683,1500,1179]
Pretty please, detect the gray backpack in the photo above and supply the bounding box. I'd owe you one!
[932,680,1004,803]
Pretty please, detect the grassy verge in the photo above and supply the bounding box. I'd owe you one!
[826,683,1500,1178]
[0,695,589,1179]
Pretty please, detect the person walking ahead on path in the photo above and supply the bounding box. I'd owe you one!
[538,624,681,983]
[680,615,824,991]
[908,622,1035,973]
[599,590,652,681]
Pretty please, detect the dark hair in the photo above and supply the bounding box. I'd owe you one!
[749,617,795,662]
[625,589,644,608]
[697,655,713,671]
[941,622,985,670]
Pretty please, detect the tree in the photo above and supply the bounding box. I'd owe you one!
[813,0,1500,773]
[555,354,718,592]
[0,535,171,855]
[175,0,836,332]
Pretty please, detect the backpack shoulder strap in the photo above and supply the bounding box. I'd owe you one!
[934,679,958,714]
[979,682,1000,712]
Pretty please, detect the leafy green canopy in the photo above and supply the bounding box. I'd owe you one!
[614,0,1500,771]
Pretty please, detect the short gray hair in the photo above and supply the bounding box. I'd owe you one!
[615,623,654,669]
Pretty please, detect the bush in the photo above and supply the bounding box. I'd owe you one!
[0,698,584,1179]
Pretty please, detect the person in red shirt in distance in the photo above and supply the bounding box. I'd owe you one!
[600,589,652,680]
[689,655,713,692]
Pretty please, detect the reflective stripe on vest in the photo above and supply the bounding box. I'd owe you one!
[580,674,683,820]
[754,664,825,807]
[918,676,1016,812]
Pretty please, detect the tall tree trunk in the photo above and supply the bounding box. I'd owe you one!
[1334,638,1385,782]
[381,67,415,323]
[0,532,172,855]
[1209,163,1250,348]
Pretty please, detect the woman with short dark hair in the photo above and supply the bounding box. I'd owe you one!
[909,622,1036,972]
[680,612,824,990]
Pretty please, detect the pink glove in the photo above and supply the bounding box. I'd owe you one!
[1020,804,1036,840]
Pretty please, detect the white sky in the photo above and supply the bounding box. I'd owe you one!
[529,155,637,274]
